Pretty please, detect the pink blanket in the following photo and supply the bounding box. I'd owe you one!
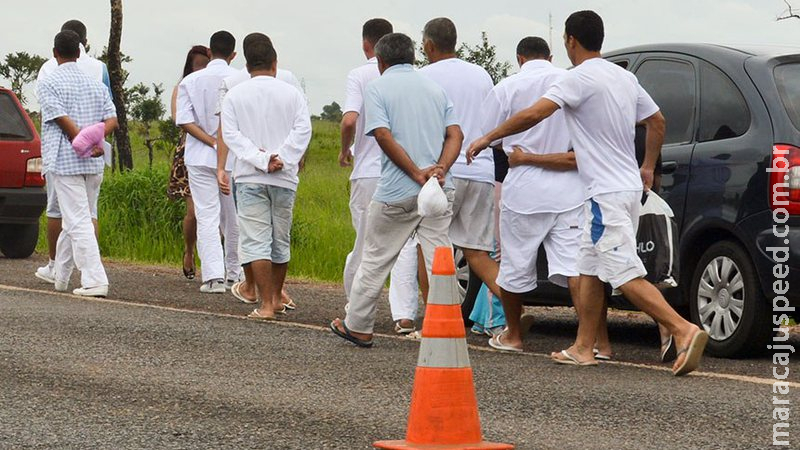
[72,122,106,158]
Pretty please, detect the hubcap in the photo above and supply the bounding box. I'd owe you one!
[454,247,468,302]
[696,256,745,341]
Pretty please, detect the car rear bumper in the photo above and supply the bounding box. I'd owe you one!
[0,187,46,224]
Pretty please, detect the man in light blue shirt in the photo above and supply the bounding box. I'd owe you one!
[330,32,463,347]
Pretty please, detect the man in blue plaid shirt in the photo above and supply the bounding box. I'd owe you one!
[36,30,118,297]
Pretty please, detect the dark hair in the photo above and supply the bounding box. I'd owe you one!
[362,18,393,46]
[374,33,415,67]
[516,36,550,59]
[564,10,604,52]
[182,45,209,78]
[243,34,277,71]
[61,20,87,46]
[209,30,236,58]
[54,30,81,59]
[422,17,457,54]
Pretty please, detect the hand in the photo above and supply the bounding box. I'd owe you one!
[508,146,526,168]
[419,164,445,187]
[640,167,654,192]
[217,169,231,195]
[210,138,218,149]
[466,136,491,165]
[268,154,284,173]
[338,149,353,167]
[90,146,105,158]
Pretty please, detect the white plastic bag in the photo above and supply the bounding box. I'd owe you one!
[637,191,679,289]
[417,177,447,217]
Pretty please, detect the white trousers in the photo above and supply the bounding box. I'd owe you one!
[51,173,107,288]
[187,165,241,282]
[344,178,419,321]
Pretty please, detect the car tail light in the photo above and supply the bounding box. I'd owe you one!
[25,157,44,187]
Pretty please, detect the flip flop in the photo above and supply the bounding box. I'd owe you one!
[394,321,416,334]
[672,329,709,376]
[329,320,373,348]
[231,282,258,304]
[488,334,523,353]
[275,305,288,315]
[553,349,598,366]
[282,299,297,310]
[660,335,677,363]
[592,348,613,361]
[247,309,276,321]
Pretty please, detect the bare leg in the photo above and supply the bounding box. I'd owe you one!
[463,248,501,299]
[553,275,605,362]
[617,278,700,371]
[250,259,275,318]
[239,263,257,300]
[594,296,612,356]
[417,244,428,304]
[183,196,197,271]
[270,262,289,312]
[498,288,524,349]
[47,218,61,260]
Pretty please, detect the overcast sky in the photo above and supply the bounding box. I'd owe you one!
[2,0,800,114]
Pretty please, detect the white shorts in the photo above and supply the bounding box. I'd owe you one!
[450,178,494,252]
[45,173,102,219]
[496,205,582,293]
[577,191,646,289]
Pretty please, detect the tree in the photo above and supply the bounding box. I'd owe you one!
[107,0,133,172]
[127,82,166,168]
[320,101,343,122]
[0,52,47,106]
[416,32,512,84]
[778,0,800,20]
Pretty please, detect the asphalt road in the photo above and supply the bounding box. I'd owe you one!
[0,255,798,449]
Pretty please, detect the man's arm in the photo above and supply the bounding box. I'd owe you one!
[467,97,560,164]
[508,146,576,171]
[220,97,271,173]
[216,119,231,195]
[437,124,463,175]
[54,116,80,141]
[639,111,666,191]
[175,82,217,148]
[373,128,429,185]
[339,112,357,167]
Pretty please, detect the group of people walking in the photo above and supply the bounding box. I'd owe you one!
[32,10,708,376]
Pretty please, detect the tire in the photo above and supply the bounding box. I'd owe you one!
[454,247,481,325]
[689,240,771,357]
[0,223,39,259]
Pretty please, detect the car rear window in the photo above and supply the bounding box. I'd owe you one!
[775,64,800,131]
[0,92,33,141]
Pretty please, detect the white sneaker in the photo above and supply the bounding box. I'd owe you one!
[200,279,226,294]
[73,285,108,297]
[54,279,69,292]
[35,264,56,284]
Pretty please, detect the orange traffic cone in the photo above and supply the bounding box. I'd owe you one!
[374,246,514,450]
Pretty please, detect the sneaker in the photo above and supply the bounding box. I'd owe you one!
[73,285,108,297]
[200,279,226,294]
[470,324,486,335]
[54,279,69,292]
[35,264,56,284]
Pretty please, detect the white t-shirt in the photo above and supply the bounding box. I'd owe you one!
[37,44,105,84]
[221,76,311,191]
[343,57,382,180]
[543,58,659,198]
[216,67,305,115]
[482,60,583,214]
[175,59,239,170]
[419,58,495,184]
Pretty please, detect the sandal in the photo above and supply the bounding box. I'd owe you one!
[329,319,373,348]
[672,330,709,376]
[552,349,598,366]
[394,320,416,334]
[247,309,276,321]
[660,335,677,363]
[182,252,195,280]
[231,281,258,304]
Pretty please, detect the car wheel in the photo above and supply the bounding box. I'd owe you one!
[454,247,481,325]
[0,223,39,259]
[689,240,771,357]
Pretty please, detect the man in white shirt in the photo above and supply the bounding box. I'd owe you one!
[176,30,241,293]
[339,18,420,334]
[419,18,500,302]
[215,32,306,309]
[35,19,112,285]
[221,35,311,320]
[469,11,708,376]
[478,37,585,353]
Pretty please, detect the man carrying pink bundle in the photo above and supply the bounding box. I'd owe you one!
[35,30,117,297]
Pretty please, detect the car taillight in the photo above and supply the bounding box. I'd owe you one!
[25,157,44,187]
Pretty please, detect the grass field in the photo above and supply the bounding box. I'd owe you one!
[37,120,354,282]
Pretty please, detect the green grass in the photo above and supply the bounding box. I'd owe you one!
[37,120,354,282]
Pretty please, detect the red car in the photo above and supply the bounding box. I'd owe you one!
[0,87,45,258]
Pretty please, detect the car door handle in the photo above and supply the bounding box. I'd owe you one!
[662,161,678,174]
